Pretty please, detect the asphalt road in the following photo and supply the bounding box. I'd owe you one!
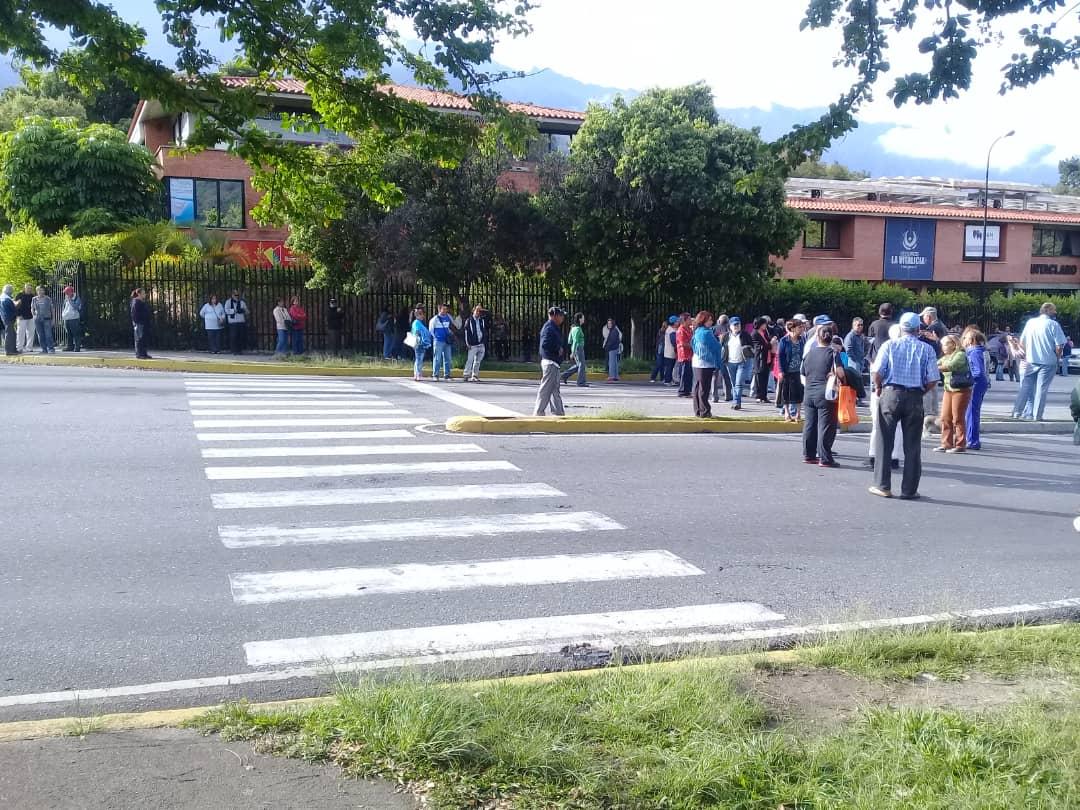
[0,365,1077,720]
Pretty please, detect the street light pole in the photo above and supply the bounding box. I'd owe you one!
[980,129,1015,305]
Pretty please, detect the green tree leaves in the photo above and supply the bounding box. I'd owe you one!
[0,118,162,233]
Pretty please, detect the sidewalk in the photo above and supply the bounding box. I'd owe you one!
[0,728,414,810]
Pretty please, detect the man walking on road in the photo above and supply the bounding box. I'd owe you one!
[462,304,489,382]
[534,307,566,416]
[1013,302,1067,421]
[869,312,940,501]
[561,312,588,386]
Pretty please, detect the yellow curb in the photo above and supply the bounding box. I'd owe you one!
[0,354,653,381]
[446,415,802,434]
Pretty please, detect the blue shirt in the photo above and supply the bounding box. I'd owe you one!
[1019,314,1066,365]
[872,334,940,389]
[429,313,452,343]
[691,325,722,367]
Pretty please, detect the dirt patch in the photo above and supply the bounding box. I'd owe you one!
[741,667,1077,733]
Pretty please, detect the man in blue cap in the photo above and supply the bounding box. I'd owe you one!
[869,311,940,500]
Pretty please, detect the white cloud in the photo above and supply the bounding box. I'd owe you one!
[493,0,1080,170]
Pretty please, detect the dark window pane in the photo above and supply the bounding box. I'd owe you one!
[804,219,840,249]
[195,179,219,227]
[219,181,244,228]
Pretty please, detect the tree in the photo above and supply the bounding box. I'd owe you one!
[784,1,1080,165]
[0,1,536,222]
[0,87,85,131]
[0,118,162,233]
[545,84,804,306]
[290,152,546,315]
[791,158,869,181]
[1057,157,1080,196]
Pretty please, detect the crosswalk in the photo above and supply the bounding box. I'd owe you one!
[184,374,786,673]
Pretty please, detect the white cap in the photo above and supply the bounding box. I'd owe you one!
[793,313,808,323]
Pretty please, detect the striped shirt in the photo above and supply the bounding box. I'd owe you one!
[872,334,940,389]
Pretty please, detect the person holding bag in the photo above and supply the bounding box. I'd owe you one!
[935,334,974,453]
[407,304,432,381]
[801,318,845,467]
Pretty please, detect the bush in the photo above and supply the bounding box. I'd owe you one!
[0,225,122,289]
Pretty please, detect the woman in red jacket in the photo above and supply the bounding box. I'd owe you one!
[288,296,307,355]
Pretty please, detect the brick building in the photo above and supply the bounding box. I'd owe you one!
[127,78,585,263]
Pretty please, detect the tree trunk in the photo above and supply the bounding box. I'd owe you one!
[629,305,645,359]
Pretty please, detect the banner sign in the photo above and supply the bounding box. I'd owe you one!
[168,178,195,225]
[964,224,1000,259]
[884,218,935,281]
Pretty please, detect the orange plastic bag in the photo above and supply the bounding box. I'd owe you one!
[837,384,858,427]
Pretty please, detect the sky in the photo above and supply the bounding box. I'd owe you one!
[490,0,1078,180]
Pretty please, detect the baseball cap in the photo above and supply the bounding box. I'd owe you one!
[729,316,741,324]
[900,312,921,332]
[793,313,808,323]
[668,315,678,325]
[813,314,832,326]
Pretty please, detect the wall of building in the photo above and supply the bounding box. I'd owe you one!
[778,216,884,281]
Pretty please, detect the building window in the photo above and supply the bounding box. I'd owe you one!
[166,177,245,229]
[803,218,841,250]
[525,132,573,161]
[1032,228,1077,257]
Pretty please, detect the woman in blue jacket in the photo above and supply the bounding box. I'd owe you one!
[690,310,722,418]
[409,304,432,381]
[962,327,990,450]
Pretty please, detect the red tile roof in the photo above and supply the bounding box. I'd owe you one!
[787,197,1080,225]
[216,76,585,121]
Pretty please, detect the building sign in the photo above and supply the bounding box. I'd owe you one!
[1030,263,1078,276]
[168,178,195,225]
[884,218,936,281]
[964,224,1000,259]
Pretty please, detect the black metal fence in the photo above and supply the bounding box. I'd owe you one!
[35,261,1080,357]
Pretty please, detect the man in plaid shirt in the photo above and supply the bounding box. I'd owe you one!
[869,312,940,501]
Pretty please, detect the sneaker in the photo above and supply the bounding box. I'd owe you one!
[818,460,839,468]
[803,457,819,465]
[732,403,741,410]
[932,446,947,452]
[868,486,892,498]
[945,447,965,454]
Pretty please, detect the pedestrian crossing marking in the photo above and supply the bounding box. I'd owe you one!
[217,510,624,548]
[196,428,422,441]
[188,398,381,406]
[205,459,517,481]
[243,602,786,667]
[211,482,564,510]
[189,407,401,416]
[203,442,484,459]
[193,417,418,428]
[230,550,703,604]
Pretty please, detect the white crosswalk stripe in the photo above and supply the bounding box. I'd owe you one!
[211,482,564,510]
[203,442,485,459]
[204,459,518,481]
[178,377,778,676]
[217,511,624,549]
[229,550,704,604]
[243,603,786,667]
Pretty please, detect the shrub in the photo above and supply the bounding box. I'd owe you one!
[0,225,122,289]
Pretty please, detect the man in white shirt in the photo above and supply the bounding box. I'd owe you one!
[1013,302,1067,421]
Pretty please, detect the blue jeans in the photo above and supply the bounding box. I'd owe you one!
[207,328,222,353]
[382,331,395,359]
[1013,363,1055,420]
[432,341,452,378]
[650,350,664,381]
[607,349,620,379]
[35,318,54,353]
[725,360,750,405]
[966,378,988,449]
[275,329,289,355]
[562,345,587,385]
[292,328,305,355]
[413,344,428,378]
[994,360,1004,381]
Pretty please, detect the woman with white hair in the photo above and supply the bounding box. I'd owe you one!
[866,323,904,471]
[0,284,17,355]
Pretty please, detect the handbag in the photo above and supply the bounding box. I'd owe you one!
[403,331,418,349]
[949,366,974,389]
[825,373,839,401]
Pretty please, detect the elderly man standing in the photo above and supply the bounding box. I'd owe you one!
[844,317,868,404]
[868,312,940,501]
[1013,302,1067,421]
[533,307,566,416]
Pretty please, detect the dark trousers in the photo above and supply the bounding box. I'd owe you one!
[874,387,925,497]
[802,385,838,463]
[751,367,771,400]
[692,367,716,417]
[64,318,81,351]
[229,322,247,354]
[3,320,16,354]
[661,357,675,384]
[327,328,341,356]
[650,350,663,381]
[713,364,733,401]
[677,360,693,395]
[207,329,222,353]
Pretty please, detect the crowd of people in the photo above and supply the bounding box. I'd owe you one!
[1,283,85,355]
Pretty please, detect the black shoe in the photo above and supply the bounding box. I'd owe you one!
[891,459,900,470]
[818,460,839,468]
[899,493,921,501]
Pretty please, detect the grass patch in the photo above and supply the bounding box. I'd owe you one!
[190,626,1080,808]
[800,623,1080,682]
[63,715,104,737]
[278,352,654,374]
[568,407,651,420]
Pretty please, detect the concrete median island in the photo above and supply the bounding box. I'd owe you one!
[446,414,804,434]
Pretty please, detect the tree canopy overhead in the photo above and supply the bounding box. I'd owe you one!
[780,1,1080,165]
[0,1,537,219]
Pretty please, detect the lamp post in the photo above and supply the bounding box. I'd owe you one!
[979,130,1015,305]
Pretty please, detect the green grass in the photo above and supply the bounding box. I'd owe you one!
[63,715,104,737]
[798,623,1080,682]
[279,352,654,374]
[189,625,1080,809]
[567,407,652,420]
